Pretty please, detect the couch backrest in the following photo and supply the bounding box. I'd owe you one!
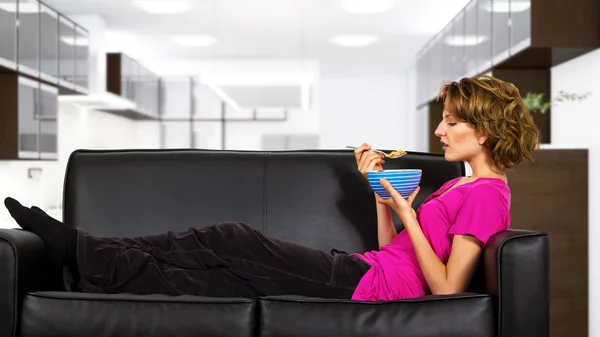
[63,149,465,254]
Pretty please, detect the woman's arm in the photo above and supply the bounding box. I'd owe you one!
[402,217,483,294]
[375,199,396,248]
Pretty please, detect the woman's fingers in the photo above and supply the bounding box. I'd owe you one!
[355,144,372,168]
[359,151,384,175]
[406,186,421,205]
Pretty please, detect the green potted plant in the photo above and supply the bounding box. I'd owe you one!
[522,91,590,114]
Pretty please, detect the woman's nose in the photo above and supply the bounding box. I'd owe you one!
[434,123,444,137]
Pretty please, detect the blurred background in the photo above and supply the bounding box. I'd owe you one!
[0,1,598,335]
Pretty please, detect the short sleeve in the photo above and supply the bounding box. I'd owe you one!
[448,184,509,246]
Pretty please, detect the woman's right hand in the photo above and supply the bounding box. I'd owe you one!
[354,143,385,179]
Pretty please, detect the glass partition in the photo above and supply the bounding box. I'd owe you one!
[18,0,39,76]
[58,15,76,87]
[0,0,18,69]
[492,0,510,65]
[75,25,89,91]
[40,3,59,82]
[452,11,466,80]
[464,0,478,76]
[510,0,532,55]
[477,0,493,73]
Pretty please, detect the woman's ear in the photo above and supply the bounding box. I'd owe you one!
[477,132,488,146]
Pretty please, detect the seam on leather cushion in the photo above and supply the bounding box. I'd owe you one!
[259,293,490,304]
[26,292,255,304]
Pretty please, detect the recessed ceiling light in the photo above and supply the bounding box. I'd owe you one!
[61,36,89,46]
[484,0,530,13]
[172,35,216,47]
[136,1,190,14]
[341,0,394,14]
[330,34,379,47]
[445,35,487,46]
[0,2,39,13]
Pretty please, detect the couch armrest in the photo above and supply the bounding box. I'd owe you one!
[0,229,63,337]
[485,229,549,337]
[259,294,495,337]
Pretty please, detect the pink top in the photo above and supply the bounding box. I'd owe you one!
[350,177,511,301]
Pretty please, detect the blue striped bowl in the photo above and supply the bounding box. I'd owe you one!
[366,169,422,199]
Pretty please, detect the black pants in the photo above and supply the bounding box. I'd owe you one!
[76,222,371,299]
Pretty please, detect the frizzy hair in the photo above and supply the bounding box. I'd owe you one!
[436,75,540,171]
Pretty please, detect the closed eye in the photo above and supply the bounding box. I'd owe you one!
[448,122,457,126]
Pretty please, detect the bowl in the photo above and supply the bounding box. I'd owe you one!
[366,169,422,199]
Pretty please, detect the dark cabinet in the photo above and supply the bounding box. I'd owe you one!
[18,0,39,77]
[106,52,160,119]
[0,0,18,70]
[40,3,59,83]
[0,73,58,160]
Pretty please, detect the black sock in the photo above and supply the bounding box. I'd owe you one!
[31,205,49,216]
[4,197,77,266]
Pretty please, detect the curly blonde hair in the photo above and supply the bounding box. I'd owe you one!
[436,75,540,171]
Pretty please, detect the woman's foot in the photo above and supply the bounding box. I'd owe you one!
[4,197,77,265]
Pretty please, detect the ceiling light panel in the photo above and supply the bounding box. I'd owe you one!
[340,0,395,14]
[172,35,216,47]
[136,0,190,14]
[330,34,379,47]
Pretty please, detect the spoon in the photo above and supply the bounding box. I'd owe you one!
[345,146,407,159]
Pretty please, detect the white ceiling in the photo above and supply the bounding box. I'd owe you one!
[43,0,471,74]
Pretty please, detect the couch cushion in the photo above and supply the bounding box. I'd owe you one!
[264,150,464,253]
[20,291,257,337]
[259,294,494,337]
[63,149,266,237]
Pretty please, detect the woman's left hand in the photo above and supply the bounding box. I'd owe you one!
[376,178,420,221]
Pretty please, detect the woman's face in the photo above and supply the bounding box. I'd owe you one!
[434,107,487,163]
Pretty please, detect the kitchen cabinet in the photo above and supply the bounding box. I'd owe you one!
[58,15,76,90]
[18,0,39,77]
[106,52,160,119]
[441,22,454,84]
[510,0,531,55]
[452,11,466,81]
[464,0,478,76]
[40,3,59,84]
[429,34,443,99]
[415,48,428,106]
[477,0,493,73]
[0,73,58,160]
[75,25,89,92]
[38,82,58,160]
[491,0,511,65]
[0,0,18,70]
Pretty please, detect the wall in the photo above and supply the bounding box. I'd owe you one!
[318,72,409,150]
[550,47,600,336]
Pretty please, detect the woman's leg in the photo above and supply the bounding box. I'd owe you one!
[77,222,371,299]
[5,198,371,299]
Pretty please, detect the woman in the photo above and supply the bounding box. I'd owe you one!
[4,75,539,301]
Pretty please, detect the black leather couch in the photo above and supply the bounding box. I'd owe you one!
[0,149,549,337]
